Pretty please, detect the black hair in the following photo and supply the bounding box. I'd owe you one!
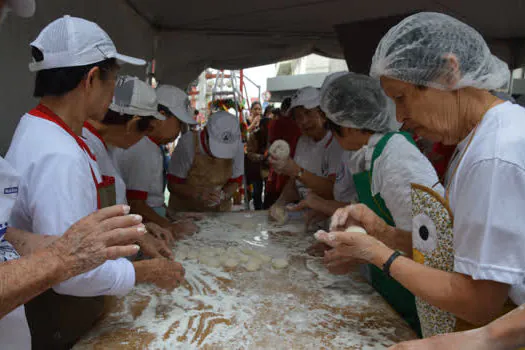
[194,109,200,116]
[251,101,262,110]
[263,104,274,117]
[33,46,119,98]
[280,97,292,113]
[158,104,177,118]
[324,118,342,136]
[102,109,153,132]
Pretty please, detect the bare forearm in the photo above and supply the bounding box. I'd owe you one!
[298,171,334,200]
[487,305,525,349]
[378,226,412,256]
[0,249,65,318]
[4,227,54,256]
[168,182,195,200]
[129,200,171,228]
[275,179,300,206]
[371,247,510,325]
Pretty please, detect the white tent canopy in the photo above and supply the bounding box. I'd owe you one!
[0,0,525,152]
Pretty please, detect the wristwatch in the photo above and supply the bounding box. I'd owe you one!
[297,167,305,179]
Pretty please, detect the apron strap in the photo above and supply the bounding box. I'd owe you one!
[370,131,416,175]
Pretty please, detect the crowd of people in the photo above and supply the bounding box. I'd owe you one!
[0,1,524,349]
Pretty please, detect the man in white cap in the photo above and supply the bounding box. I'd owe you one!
[83,75,176,257]
[168,111,244,212]
[114,84,199,238]
[269,86,343,221]
[6,16,184,349]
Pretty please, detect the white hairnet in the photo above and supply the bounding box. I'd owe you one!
[370,12,511,91]
[320,72,400,133]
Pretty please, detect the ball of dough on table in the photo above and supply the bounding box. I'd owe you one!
[176,251,188,261]
[238,254,250,263]
[272,258,289,269]
[206,258,221,268]
[187,250,199,260]
[219,254,230,264]
[223,258,239,268]
[245,259,261,272]
[257,254,272,264]
[269,140,290,159]
[344,225,368,235]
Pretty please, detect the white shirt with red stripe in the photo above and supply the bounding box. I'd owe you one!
[0,157,31,349]
[293,131,343,199]
[113,136,165,208]
[168,130,244,185]
[82,123,128,205]
[6,105,135,297]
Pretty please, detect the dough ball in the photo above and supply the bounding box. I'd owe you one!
[257,254,272,264]
[272,258,289,269]
[199,255,210,265]
[219,254,229,264]
[187,250,199,260]
[272,206,288,225]
[177,251,187,261]
[238,254,250,263]
[345,225,368,235]
[223,258,239,269]
[242,249,259,257]
[269,140,290,159]
[206,258,221,268]
[227,247,240,255]
[245,259,261,272]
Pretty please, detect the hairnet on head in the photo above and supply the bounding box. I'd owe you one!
[320,72,400,133]
[370,12,511,91]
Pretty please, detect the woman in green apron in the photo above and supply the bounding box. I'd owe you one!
[313,72,443,336]
[317,12,523,342]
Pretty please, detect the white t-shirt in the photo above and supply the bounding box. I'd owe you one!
[333,150,357,203]
[6,111,135,297]
[82,125,127,205]
[294,132,343,199]
[168,130,244,183]
[351,133,442,231]
[0,157,31,349]
[113,136,165,208]
[446,102,525,305]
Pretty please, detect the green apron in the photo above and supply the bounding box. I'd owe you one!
[353,132,422,337]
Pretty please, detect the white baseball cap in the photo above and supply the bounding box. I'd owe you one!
[109,76,165,120]
[29,15,146,72]
[207,111,241,159]
[289,86,321,113]
[7,0,35,18]
[156,85,197,125]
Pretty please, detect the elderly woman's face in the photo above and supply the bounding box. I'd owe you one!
[294,107,325,138]
[380,76,459,144]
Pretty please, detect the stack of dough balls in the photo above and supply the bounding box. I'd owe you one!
[175,245,289,272]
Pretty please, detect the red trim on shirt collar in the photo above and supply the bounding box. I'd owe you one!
[167,174,186,184]
[29,104,97,161]
[126,190,148,201]
[83,122,108,150]
[200,129,213,157]
[148,136,162,146]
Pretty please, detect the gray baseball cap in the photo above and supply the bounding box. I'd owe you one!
[109,76,165,120]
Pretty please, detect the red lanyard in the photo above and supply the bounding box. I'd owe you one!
[29,104,102,208]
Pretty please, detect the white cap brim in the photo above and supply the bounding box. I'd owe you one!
[109,103,166,120]
[116,53,146,66]
[171,106,197,125]
[209,137,239,159]
[8,0,35,18]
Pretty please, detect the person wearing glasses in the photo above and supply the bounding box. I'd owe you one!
[315,72,441,336]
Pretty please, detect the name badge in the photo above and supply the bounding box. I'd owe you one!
[4,187,18,195]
